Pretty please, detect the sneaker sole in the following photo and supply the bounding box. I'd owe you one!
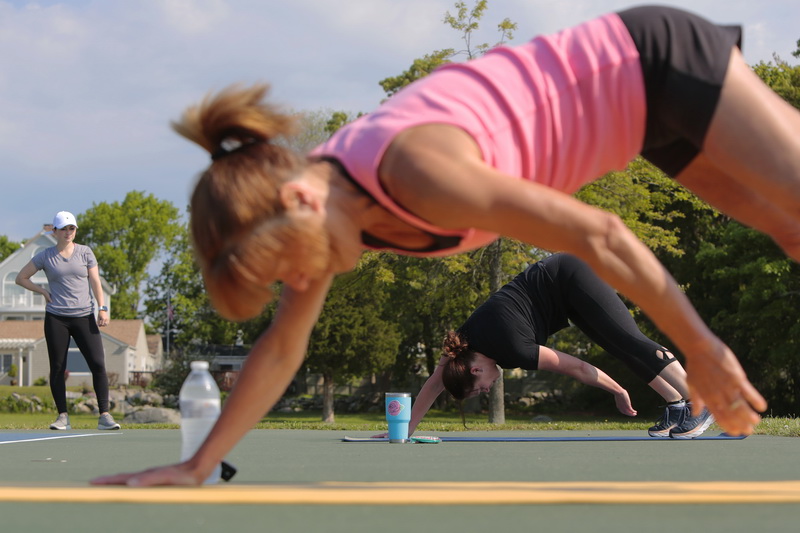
[670,415,715,439]
[98,424,121,430]
[49,425,71,430]
[648,429,671,437]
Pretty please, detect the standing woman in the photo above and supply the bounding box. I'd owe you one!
[16,211,121,431]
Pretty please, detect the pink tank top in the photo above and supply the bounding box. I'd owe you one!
[311,12,645,257]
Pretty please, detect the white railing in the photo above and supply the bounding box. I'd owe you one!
[1,293,46,307]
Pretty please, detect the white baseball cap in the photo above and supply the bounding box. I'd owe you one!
[52,211,78,229]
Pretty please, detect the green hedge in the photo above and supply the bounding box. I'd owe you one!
[0,385,84,413]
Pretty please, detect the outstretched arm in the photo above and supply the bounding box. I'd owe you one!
[408,357,448,435]
[91,275,334,486]
[537,346,637,416]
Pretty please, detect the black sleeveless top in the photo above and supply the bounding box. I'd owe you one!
[458,254,571,370]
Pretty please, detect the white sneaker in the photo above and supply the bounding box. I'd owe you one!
[97,413,121,430]
[50,413,71,430]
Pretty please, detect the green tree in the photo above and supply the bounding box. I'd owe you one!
[690,224,800,413]
[379,51,454,97]
[443,0,516,59]
[576,158,695,257]
[0,236,21,262]
[77,191,181,318]
[325,111,363,136]
[378,0,516,97]
[752,55,800,108]
[305,258,401,422]
[143,228,241,351]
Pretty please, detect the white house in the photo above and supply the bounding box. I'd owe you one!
[0,226,163,387]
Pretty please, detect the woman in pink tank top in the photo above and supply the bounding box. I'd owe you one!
[94,6,800,487]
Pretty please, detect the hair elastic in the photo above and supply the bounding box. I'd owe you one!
[211,138,264,161]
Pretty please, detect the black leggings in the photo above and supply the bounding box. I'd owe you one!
[44,312,109,413]
[545,254,676,383]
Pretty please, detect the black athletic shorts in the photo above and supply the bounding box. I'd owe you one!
[618,6,742,177]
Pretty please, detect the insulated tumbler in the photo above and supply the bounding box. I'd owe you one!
[385,392,412,443]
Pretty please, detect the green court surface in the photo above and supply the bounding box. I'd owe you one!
[1,429,798,533]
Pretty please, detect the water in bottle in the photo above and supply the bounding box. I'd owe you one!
[179,360,222,484]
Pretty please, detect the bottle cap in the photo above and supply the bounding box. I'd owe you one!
[190,361,210,371]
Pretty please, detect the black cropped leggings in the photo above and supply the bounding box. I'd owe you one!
[545,254,676,383]
[44,312,109,413]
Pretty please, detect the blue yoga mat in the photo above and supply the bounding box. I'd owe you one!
[342,433,746,443]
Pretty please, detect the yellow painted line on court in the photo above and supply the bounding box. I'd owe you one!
[0,480,799,505]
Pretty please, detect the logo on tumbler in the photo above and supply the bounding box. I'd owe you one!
[387,400,404,417]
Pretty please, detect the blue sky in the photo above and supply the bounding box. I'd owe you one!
[2,0,798,243]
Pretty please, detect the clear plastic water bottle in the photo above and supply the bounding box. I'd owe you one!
[179,361,222,484]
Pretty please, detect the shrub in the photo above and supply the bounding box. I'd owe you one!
[150,350,212,397]
[0,393,46,413]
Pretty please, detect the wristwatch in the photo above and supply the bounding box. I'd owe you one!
[99,306,109,312]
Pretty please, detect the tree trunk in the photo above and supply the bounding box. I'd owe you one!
[488,375,505,424]
[487,239,506,425]
[322,372,335,423]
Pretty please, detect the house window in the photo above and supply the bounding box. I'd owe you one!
[2,272,48,307]
[1,354,12,373]
[2,272,26,306]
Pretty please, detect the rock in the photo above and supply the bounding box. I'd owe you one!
[122,407,181,425]
[127,390,164,407]
[71,402,94,414]
[108,389,127,406]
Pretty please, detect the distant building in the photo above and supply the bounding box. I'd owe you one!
[0,226,163,387]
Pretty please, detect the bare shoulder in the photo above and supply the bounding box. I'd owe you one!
[378,124,497,228]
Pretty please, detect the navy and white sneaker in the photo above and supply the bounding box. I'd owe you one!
[670,405,715,439]
[648,401,687,437]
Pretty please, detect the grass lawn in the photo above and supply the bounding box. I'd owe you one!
[1,409,798,436]
[2,385,798,435]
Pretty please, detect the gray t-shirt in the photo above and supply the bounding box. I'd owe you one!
[32,244,98,317]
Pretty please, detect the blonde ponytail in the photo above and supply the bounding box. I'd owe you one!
[176,84,328,320]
